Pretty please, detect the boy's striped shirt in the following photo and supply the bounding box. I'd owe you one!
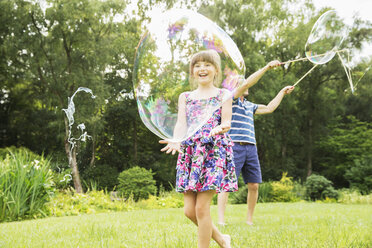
[228,98,258,144]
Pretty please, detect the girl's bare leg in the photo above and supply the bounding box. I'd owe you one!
[184,191,231,248]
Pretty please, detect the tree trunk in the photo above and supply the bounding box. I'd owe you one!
[281,142,287,168]
[70,148,83,193]
[89,135,95,167]
[306,118,313,177]
[133,117,138,164]
[64,116,83,193]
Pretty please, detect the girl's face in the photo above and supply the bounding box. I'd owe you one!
[192,61,217,86]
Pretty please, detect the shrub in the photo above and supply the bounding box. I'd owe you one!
[117,166,157,201]
[51,167,73,190]
[0,148,54,222]
[337,189,372,204]
[46,188,135,217]
[82,164,119,191]
[345,156,372,194]
[270,173,299,202]
[258,182,274,202]
[137,191,184,209]
[305,174,338,201]
[230,182,274,204]
[292,180,307,200]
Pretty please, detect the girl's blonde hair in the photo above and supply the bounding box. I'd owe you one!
[189,50,222,89]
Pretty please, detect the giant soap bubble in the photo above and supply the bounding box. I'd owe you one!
[305,10,346,65]
[133,9,245,142]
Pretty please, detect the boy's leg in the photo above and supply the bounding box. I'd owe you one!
[241,144,262,225]
[217,192,228,224]
[246,183,259,225]
[217,143,246,225]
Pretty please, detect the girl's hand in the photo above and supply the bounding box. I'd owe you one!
[209,126,223,137]
[159,140,181,155]
[209,122,230,137]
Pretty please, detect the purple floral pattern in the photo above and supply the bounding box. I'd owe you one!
[176,90,238,193]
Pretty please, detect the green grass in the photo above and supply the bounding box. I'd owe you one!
[0,203,371,247]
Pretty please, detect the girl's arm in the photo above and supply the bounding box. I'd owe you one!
[159,93,187,155]
[255,86,294,115]
[233,60,281,99]
[210,90,232,136]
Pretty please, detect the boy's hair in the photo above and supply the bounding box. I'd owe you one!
[189,49,222,89]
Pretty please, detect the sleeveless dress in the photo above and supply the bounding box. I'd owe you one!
[175,90,238,193]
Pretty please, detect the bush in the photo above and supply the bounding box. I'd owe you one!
[258,182,274,203]
[117,166,157,201]
[46,188,134,217]
[305,174,338,201]
[337,189,372,204]
[292,180,307,200]
[136,191,184,209]
[0,147,54,222]
[230,182,278,204]
[270,173,299,202]
[345,156,372,194]
[230,173,300,203]
[82,164,119,191]
[51,167,73,190]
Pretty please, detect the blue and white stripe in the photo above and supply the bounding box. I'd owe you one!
[228,98,258,144]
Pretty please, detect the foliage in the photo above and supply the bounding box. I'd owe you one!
[1,0,372,192]
[337,189,372,204]
[316,116,372,187]
[50,167,73,190]
[345,155,372,194]
[117,166,157,201]
[46,188,135,217]
[270,172,299,202]
[82,164,119,191]
[305,174,338,200]
[0,148,54,222]
[136,191,184,209]
[230,173,299,203]
[46,188,183,218]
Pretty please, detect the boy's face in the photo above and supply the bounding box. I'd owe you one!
[243,88,249,97]
[193,61,216,85]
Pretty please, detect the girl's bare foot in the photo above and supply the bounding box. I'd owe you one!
[221,234,231,248]
[246,221,253,225]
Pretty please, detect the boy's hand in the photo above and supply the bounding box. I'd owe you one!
[266,60,281,69]
[159,140,181,155]
[282,86,295,95]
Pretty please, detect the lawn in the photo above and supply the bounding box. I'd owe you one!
[0,202,371,248]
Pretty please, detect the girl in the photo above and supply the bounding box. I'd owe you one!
[160,50,238,248]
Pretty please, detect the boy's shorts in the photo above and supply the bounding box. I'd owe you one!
[233,142,262,184]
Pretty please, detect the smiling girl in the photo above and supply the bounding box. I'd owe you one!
[160,50,237,248]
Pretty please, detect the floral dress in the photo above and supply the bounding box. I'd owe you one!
[175,90,238,193]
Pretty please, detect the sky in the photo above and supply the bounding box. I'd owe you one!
[311,0,372,24]
[311,0,372,63]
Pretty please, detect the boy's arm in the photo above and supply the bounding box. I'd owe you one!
[234,60,281,99]
[255,86,295,115]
